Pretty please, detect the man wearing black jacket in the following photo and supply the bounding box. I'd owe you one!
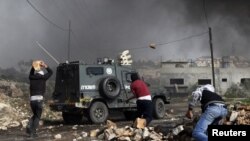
[185,84,228,141]
[26,61,53,138]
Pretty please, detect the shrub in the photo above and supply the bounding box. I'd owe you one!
[224,84,248,98]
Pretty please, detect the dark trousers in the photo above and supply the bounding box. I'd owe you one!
[27,100,43,134]
[136,100,153,125]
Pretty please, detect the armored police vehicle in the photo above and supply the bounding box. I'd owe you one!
[49,51,170,124]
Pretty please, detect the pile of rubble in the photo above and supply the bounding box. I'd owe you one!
[0,92,28,130]
[226,103,250,125]
[82,102,250,141]
[0,80,61,130]
[0,80,24,97]
[79,119,194,141]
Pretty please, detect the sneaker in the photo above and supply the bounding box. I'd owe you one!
[29,133,38,138]
[26,127,31,135]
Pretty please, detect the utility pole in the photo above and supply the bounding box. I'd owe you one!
[209,27,216,89]
[67,20,71,62]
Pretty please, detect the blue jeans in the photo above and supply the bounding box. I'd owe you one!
[192,104,228,141]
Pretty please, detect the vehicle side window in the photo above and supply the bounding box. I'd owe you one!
[86,67,104,75]
[126,73,132,82]
[126,73,137,82]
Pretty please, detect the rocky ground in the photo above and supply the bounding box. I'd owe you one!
[0,102,191,141]
[0,80,250,141]
[0,80,192,141]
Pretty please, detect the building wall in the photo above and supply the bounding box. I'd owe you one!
[134,56,250,96]
[160,66,250,95]
[217,68,250,93]
[137,68,161,79]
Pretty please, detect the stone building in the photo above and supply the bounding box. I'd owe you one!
[159,56,250,96]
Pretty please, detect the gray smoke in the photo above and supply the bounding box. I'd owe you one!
[0,0,250,68]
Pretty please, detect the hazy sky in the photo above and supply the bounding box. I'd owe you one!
[1,0,250,68]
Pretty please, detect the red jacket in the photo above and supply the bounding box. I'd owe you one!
[130,80,150,98]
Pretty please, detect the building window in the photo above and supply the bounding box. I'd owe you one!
[198,79,211,85]
[222,78,227,82]
[241,78,250,84]
[170,78,184,85]
[175,64,184,68]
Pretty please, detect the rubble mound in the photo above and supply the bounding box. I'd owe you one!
[226,103,250,125]
[0,80,61,130]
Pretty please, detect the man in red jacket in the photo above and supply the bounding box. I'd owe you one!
[126,73,153,126]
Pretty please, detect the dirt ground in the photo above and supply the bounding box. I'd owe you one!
[0,97,195,141]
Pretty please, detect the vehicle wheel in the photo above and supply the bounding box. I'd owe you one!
[88,101,109,124]
[153,98,165,119]
[123,111,137,121]
[99,76,121,99]
[62,112,83,124]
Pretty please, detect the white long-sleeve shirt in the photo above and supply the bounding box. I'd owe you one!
[189,87,203,108]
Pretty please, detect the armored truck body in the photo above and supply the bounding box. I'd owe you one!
[50,60,170,124]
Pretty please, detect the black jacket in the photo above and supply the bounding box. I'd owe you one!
[200,90,225,112]
[29,67,53,96]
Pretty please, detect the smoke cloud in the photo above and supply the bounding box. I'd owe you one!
[0,0,250,68]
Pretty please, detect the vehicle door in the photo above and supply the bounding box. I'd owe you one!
[121,71,137,106]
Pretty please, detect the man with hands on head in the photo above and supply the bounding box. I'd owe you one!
[26,60,53,138]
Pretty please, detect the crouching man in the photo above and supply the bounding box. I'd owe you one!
[185,84,228,141]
